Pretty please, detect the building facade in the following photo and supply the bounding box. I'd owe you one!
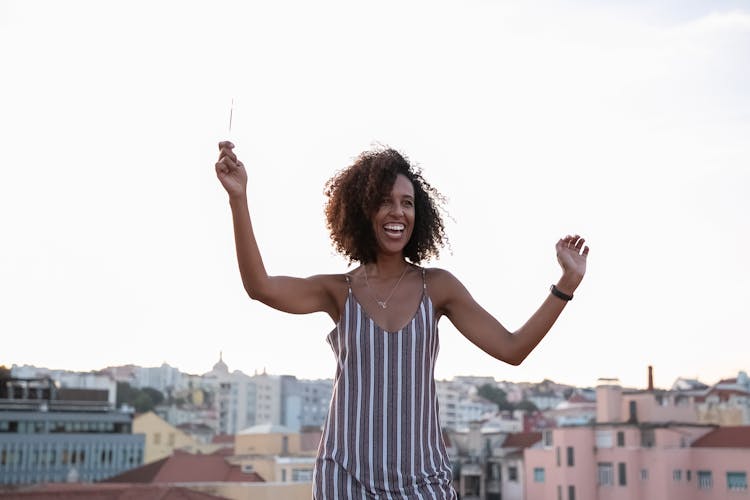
[0,377,143,485]
[524,378,750,500]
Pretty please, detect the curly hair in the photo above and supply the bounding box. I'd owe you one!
[324,147,447,264]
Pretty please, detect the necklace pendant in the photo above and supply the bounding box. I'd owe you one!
[377,301,388,309]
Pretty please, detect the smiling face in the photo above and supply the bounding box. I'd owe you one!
[371,174,416,258]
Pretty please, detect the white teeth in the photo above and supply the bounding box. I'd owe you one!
[384,224,405,231]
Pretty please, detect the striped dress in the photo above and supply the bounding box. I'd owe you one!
[313,270,456,499]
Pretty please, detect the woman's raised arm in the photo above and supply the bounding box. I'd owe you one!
[215,142,339,320]
[433,235,589,365]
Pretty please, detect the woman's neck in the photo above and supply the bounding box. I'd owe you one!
[367,254,409,278]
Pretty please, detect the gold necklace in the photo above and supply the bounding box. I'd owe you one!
[363,264,410,309]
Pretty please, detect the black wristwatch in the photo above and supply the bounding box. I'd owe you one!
[550,284,574,301]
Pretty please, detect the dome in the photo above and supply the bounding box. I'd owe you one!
[212,352,229,374]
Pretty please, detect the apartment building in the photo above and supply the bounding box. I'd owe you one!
[524,376,750,500]
[0,376,143,485]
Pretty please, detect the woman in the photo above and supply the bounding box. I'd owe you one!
[215,142,589,499]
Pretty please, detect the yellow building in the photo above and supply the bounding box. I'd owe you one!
[120,419,321,500]
[133,411,220,463]
[233,424,319,484]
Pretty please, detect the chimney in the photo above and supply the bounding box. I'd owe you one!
[648,366,654,392]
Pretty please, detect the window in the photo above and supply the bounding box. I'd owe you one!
[617,431,625,447]
[566,447,574,466]
[557,485,562,500]
[544,430,553,447]
[534,467,545,483]
[153,433,161,445]
[568,485,576,500]
[167,433,175,446]
[598,462,614,486]
[595,430,612,448]
[556,447,561,466]
[697,470,712,490]
[508,465,518,481]
[488,463,500,480]
[673,470,682,481]
[464,475,481,496]
[727,472,748,491]
[281,469,287,482]
[292,468,313,481]
[641,429,655,447]
[628,400,637,422]
[640,468,648,480]
[618,462,627,486]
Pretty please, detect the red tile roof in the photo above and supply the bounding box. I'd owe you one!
[567,393,591,403]
[211,434,235,444]
[502,432,543,448]
[691,426,750,448]
[0,484,228,499]
[694,388,750,403]
[717,377,737,384]
[104,450,264,483]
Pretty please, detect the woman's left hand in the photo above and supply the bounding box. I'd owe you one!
[556,234,589,284]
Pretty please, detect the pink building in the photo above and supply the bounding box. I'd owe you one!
[524,376,750,499]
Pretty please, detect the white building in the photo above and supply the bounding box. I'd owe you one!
[133,362,182,394]
[252,370,283,426]
[281,377,332,431]
[436,380,499,431]
[201,353,257,435]
[11,364,117,407]
[458,396,498,428]
[436,380,463,430]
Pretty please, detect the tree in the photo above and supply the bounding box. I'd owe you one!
[116,382,165,413]
[514,400,539,413]
[142,387,164,407]
[477,384,513,411]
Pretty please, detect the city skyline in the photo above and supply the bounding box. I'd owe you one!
[8,358,746,393]
[2,0,749,390]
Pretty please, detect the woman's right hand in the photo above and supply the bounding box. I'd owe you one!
[215,141,248,198]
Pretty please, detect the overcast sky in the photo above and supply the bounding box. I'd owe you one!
[1,0,748,390]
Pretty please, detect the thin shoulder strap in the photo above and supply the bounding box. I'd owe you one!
[344,274,352,294]
[421,267,427,290]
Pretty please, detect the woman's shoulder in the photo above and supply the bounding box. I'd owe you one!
[307,272,353,288]
[421,266,459,283]
[419,267,464,314]
[421,266,465,296]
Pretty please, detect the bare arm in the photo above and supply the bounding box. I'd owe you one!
[435,235,589,366]
[215,142,338,319]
